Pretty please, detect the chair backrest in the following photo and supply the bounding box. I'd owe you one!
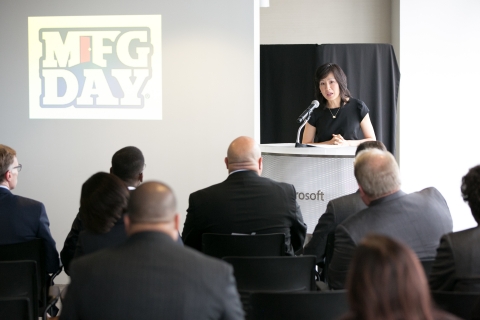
[432,291,480,320]
[419,259,435,277]
[202,233,285,258]
[0,297,33,320]
[250,291,349,320]
[0,239,46,310]
[223,255,316,292]
[0,261,37,320]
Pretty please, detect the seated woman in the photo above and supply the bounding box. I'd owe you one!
[429,165,480,292]
[342,234,459,320]
[302,63,376,146]
[74,172,129,259]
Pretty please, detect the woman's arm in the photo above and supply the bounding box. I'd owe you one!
[301,122,316,144]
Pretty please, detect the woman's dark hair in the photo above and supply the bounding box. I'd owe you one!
[79,172,129,234]
[314,63,351,107]
[461,165,480,223]
[345,234,434,320]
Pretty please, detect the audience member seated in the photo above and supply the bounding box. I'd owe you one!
[0,144,60,273]
[182,136,307,256]
[430,165,480,292]
[73,172,129,259]
[61,146,144,274]
[61,181,244,320]
[304,140,386,264]
[328,149,453,289]
[341,234,459,320]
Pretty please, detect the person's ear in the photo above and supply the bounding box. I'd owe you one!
[109,167,113,174]
[124,215,131,235]
[358,185,370,206]
[139,172,143,183]
[173,213,180,231]
[224,157,229,169]
[258,157,263,171]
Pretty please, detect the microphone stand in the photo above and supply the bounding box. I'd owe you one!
[295,112,315,148]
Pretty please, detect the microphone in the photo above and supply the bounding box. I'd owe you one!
[296,100,319,123]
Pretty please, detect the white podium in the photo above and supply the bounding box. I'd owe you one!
[260,143,357,233]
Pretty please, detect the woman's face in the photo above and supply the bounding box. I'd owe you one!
[319,72,340,103]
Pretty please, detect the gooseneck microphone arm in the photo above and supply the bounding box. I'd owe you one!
[295,100,319,148]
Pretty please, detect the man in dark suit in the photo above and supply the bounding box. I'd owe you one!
[182,136,307,256]
[429,165,480,292]
[328,149,453,289]
[61,182,244,320]
[0,144,60,273]
[304,141,387,264]
[60,146,145,274]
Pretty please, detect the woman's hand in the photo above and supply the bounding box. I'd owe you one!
[330,134,349,146]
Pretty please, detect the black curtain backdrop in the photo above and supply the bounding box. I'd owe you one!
[260,44,400,154]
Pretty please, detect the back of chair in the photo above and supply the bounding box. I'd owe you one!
[223,255,316,292]
[250,291,349,320]
[202,233,285,258]
[419,259,435,277]
[0,261,37,320]
[0,297,33,320]
[0,239,45,302]
[432,291,480,320]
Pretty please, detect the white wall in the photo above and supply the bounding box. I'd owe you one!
[399,0,480,231]
[0,0,258,283]
[260,0,391,44]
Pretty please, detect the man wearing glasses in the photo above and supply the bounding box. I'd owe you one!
[0,144,60,273]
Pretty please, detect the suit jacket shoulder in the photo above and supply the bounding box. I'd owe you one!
[429,226,480,292]
[328,188,452,289]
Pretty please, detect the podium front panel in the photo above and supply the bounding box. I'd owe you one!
[261,144,357,233]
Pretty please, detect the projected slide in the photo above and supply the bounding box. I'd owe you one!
[28,15,162,120]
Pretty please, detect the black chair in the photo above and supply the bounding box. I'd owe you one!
[223,255,316,316]
[249,291,349,320]
[432,291,480,320]
[202,233,285,258]
[419,259,435,277]
[0,297,33,320]
[0,239,61,319]
[0,261,37,320]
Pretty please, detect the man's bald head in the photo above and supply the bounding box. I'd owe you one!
[354,149,401,200]
[128,181,177,224]
[225,136,262,174]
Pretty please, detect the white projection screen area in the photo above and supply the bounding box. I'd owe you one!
[28,15,162,120]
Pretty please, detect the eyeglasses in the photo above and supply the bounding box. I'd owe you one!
[4,164,22,175]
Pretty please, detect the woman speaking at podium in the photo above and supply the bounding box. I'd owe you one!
[302,63,376,146]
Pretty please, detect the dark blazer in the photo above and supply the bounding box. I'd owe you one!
[328,188,453,289]
[0,187,60,273]
[74,217,127,259]
[429,226,480,292]
[303,191,366,263]
[61,231,244,320]
[182,170,307,256]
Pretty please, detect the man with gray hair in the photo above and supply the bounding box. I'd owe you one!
[304,141,387,275]
[327,149,453,289]
[61,182,244,320]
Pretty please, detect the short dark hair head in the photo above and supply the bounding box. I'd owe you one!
[346,234,433,320]
[80,172,129,234]
[128,181,177,224]
[461,165,480,223]
[0,144,16,183]
[355,140,387,156]
[111,146,144,184]
[314,63,351,107]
